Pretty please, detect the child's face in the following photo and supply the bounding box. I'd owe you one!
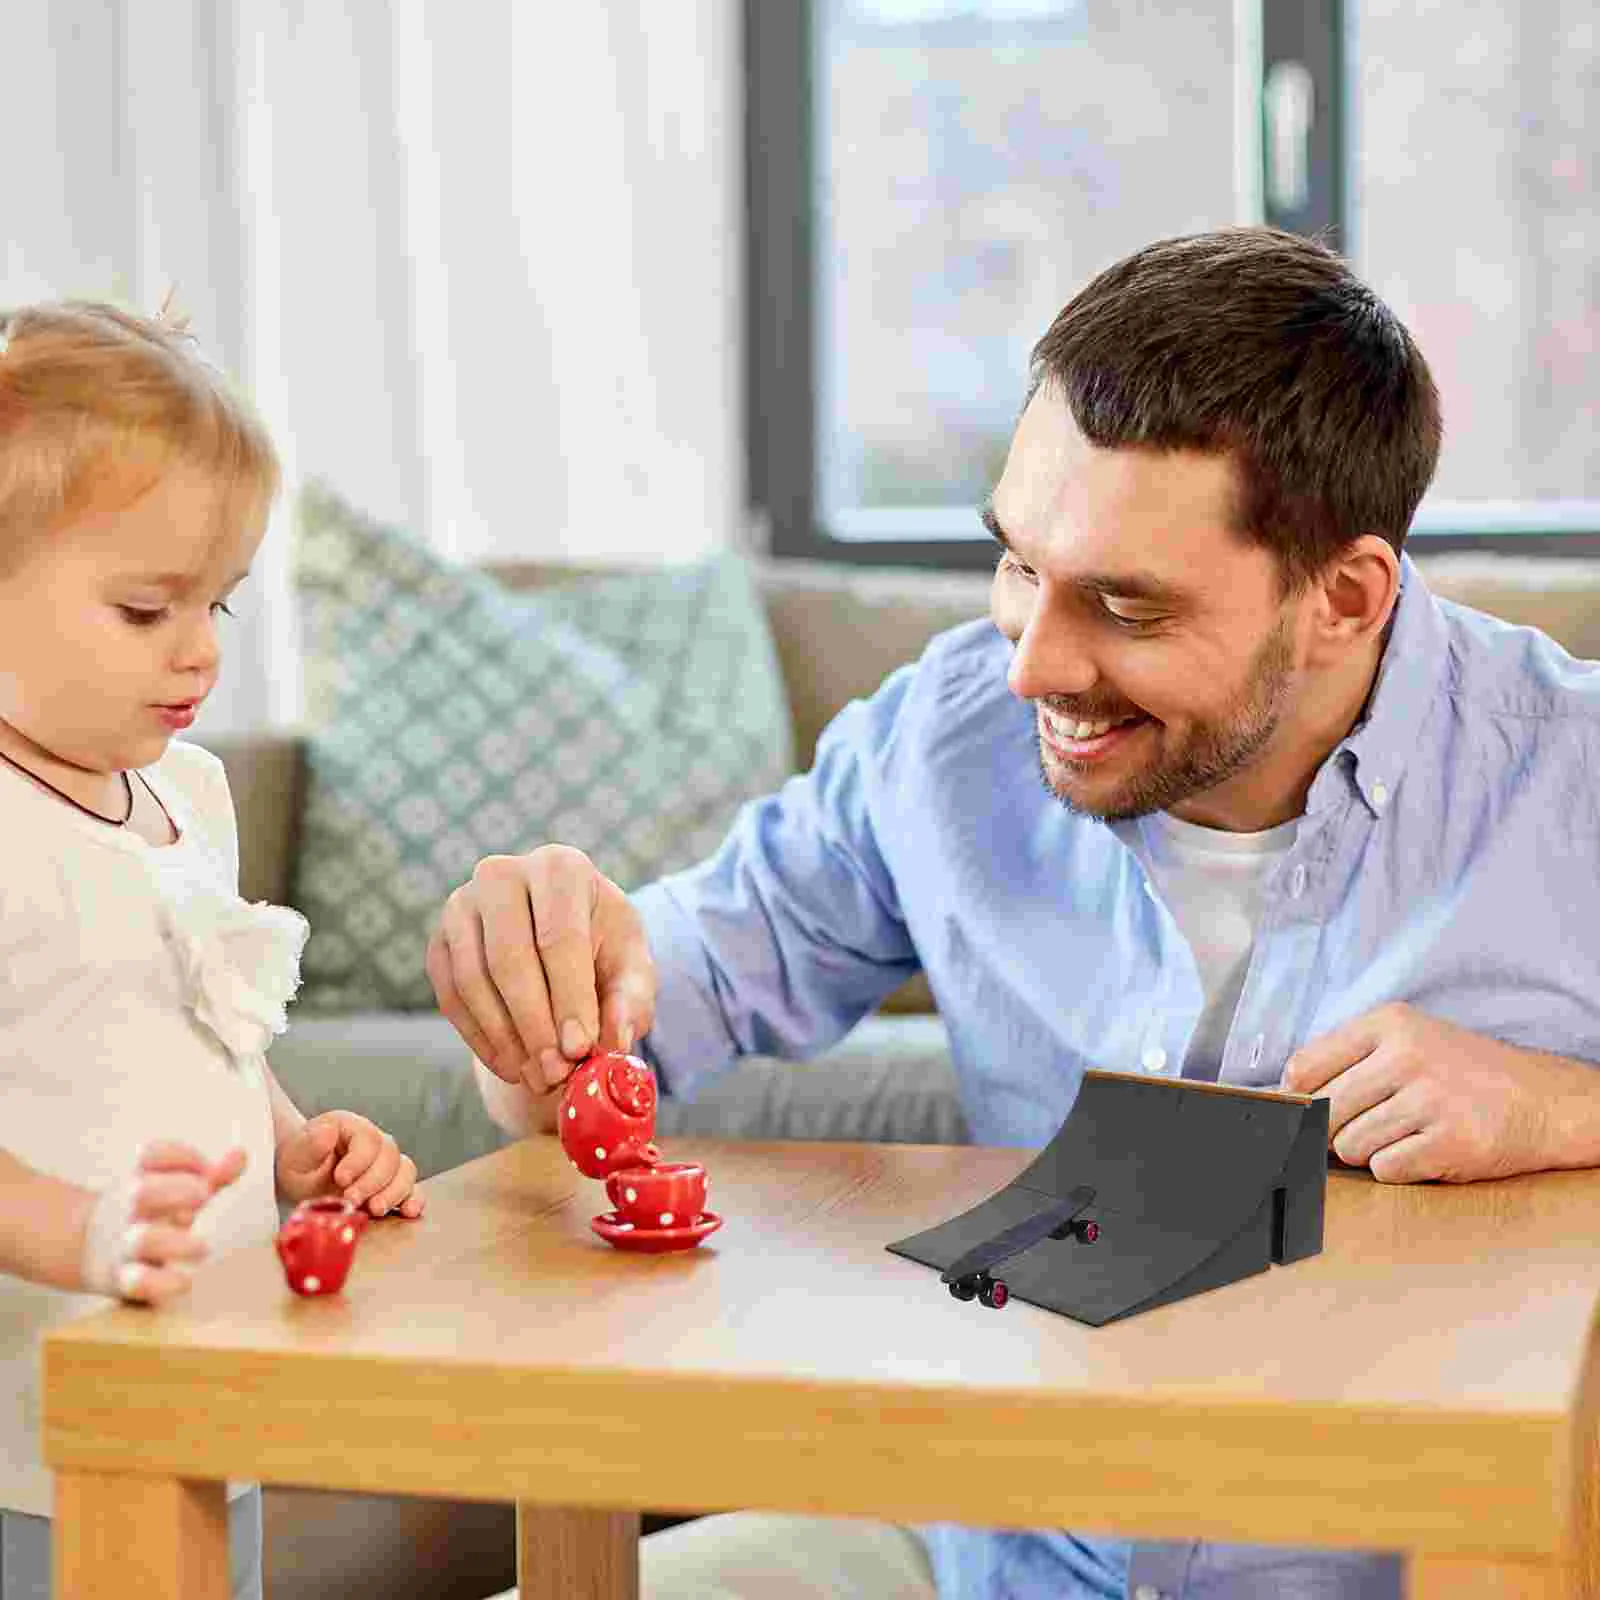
[0,461,265,775]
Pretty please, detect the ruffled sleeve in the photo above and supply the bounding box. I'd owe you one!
[163,895,310,1065]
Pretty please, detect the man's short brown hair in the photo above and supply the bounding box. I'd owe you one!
[1029,227,1442,592]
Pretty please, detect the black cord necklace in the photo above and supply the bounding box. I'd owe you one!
[0,743,151,827]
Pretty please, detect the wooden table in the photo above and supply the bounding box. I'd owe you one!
[44,1137,1600,1599]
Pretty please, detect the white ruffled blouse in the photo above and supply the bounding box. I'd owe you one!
[0,737,302,1517]
[164,893,309,1067]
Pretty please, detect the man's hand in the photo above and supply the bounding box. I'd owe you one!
[425,846,657,1093]
[275,1111,424,1218]
[1281,1002,1600,1183]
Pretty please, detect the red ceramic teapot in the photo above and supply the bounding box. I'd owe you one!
[558,1051,662,1179]
[275,1196,368,1296]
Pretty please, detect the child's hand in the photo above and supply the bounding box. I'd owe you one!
[275,1111,424,1219]
[81,1142,248,1305]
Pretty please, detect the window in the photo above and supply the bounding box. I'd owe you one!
[745,0,1600,567]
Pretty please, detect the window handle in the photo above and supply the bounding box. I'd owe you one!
[1264,59,1316,214]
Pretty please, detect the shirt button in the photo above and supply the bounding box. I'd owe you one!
[1248,1034,1265,1070]
[1371,781,1389,809]
[1134,1586,1165,1600]
[1142,1045,1167,1073]
[1142,878,1157,900]
[1290,863,1307,898]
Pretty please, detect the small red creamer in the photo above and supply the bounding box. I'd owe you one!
[275,1197,368,1296]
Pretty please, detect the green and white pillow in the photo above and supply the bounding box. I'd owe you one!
[289,481,794,1011]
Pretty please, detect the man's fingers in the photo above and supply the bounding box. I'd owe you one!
[593,878,657,1053]
[439,881,536,1067]
[1329,1087,1425,1169]
[473,858,561,1069]
[598,971,656,1056]
[1282,1012,1384,1094]
[427,929,512,1078]
[527,846,602,1068]
[1366,1130,1438,1185]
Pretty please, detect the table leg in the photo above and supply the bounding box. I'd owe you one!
[1408,1555,1561,1599]
[54,1472,228,1599]
[516,1505,640,1600]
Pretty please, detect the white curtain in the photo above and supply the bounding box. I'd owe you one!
[1,1,745,734]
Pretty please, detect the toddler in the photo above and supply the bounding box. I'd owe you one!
[0,302,424,1600]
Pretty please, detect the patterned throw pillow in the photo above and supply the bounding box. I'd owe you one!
[289,481,795,1011]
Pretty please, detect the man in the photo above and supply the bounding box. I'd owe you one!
[430,227,1600,1599]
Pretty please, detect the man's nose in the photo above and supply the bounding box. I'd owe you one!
[1007,609,1099,702]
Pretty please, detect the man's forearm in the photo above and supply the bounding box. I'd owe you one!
[473,1056,559,1137]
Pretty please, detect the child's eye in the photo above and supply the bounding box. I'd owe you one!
[118,602,237,625]
[999,552,1038,583]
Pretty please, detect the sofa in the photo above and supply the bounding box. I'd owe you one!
[208,549,1600,1599]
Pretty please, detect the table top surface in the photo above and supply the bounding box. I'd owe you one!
[46,1132,1600,1421]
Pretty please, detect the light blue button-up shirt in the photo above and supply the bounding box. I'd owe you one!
[632,555,1600,1599]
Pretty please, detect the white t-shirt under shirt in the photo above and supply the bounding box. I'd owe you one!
[1132,807,1300,1082]
[0,738,308,1517]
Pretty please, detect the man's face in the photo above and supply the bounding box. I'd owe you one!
[988,384,1306,826]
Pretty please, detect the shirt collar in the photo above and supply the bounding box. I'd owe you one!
[1305,550,1450,819]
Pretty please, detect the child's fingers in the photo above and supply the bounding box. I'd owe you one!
[359,1156,419,1218]
[117,1260,197,1308]
[135,1141,213,1177]
[277,1121,337,1180]
[397,1187,425,1219]
[331,1121,386,1191]
[130,1171,214,1222]
[125,1221,210,1269]
[207,1146,249,1191]
[345,1139,401,1209]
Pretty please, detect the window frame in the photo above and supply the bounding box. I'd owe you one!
[743,0,1600,568]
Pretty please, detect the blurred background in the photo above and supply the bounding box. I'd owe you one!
[2,0,1596,733]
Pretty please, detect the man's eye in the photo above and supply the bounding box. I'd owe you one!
[1102,602,1163,631]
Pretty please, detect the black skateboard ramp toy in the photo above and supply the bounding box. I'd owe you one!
[887,1068,1329,1326]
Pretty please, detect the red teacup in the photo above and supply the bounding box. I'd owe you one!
[604,1161,707,1229]
[275,1197,368,1296]
[559,1052,661,1179]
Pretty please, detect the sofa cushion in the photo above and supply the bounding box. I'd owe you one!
[288,482,794,1010]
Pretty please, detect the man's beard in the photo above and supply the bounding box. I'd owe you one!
[1039,611,1298,823]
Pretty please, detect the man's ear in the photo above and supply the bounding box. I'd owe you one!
[1309,535,1400,659]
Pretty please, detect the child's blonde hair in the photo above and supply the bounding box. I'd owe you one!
[0,299,279,578]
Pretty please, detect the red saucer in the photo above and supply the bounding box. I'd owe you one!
[590,1210,723,1254]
